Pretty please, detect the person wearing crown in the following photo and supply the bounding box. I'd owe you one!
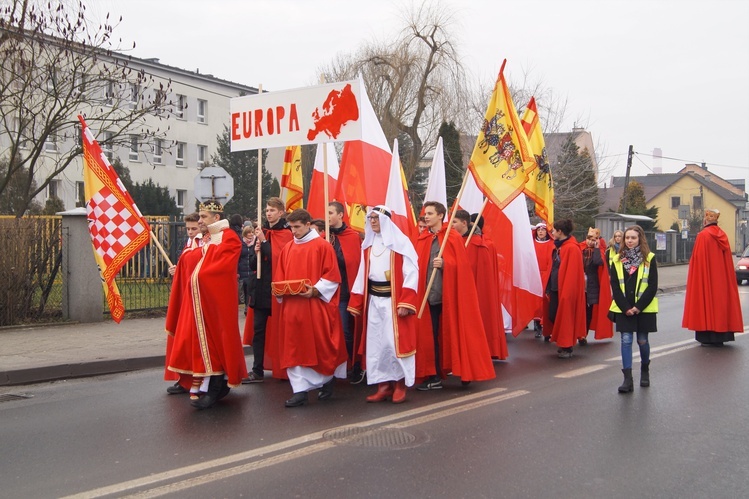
[166,199,248,409]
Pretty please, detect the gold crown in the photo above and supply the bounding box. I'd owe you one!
[199,200,224,213]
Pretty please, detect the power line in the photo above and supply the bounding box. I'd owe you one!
[634,151,748,171]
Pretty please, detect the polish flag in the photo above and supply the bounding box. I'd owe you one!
[385,138,418,240]
[423,136,447,219]
[482,193,543,336]
[335,76,392,211]
[458,170,485,215]
[307,142,339,219]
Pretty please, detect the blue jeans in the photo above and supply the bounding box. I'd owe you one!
[621,332,650,369]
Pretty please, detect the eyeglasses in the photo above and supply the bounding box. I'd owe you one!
[367,216,379,221]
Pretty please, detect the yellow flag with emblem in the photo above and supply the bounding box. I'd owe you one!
[521,96,554,225]
[281,145,304,211]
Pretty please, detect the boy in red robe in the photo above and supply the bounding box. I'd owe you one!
[414,201,495,390]
[166,201,248,409]
[682,208,744,345]
[532,223,554,339]
[452,209,507,360]
[273,209,349,407]
[547,219,587,358]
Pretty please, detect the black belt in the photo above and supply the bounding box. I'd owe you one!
[368,279,391,297]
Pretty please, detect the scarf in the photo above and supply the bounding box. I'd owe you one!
[621,246,643,275]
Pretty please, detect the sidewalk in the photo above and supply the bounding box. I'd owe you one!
[0,264,691,387]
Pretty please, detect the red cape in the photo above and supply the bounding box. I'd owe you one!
[466,233,507,359]
[332,226,362,293]
[532,233,554,321]
[261,227,294,378]
[550,236,587,348]
[167,228,248,387]
[578,239,614,340]
[274,236,348,374]
[415,224,495,382]
[682,224,744,333]
[349,250,418,361]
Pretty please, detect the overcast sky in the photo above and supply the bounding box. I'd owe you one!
[98,0,749,187]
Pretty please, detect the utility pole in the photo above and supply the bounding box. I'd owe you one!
[621,145,634,213]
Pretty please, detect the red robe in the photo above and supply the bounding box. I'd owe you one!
[348,249,418,362]
[682,223,744,333]
[590,239,614,340]
[532,232,554,321]
[164,243,199,385]
[415,224,495,382]
[260,227,294,378]
[549,236,587,348]
[465,232,507,360]
[331,225,364,368]
[167,226,248,387]
[274,234,348,374]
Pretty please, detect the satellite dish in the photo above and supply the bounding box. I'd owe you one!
[194,166,234,204]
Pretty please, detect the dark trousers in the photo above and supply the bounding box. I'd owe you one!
[339,299,353,359]
[252,308,271,375]
[429,303,442,378]
[586,303,594,331]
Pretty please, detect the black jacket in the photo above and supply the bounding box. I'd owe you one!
[248,218,290,311]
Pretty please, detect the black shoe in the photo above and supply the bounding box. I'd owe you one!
[461,380,472,386]
[534,330,542,339]
[349,369,366,385]
[416,377,443,391]
[557,349,573,359]
[191,376,223,409]
[578,338,588,346]
[285,391,309,407]
[544,336,551,343]
[242,372,264,384]
[166,382,187,395]
[318,378,335,401]
[217,378,230,401]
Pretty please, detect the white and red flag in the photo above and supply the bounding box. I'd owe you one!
[307,142,339,219]
[423,136,447,219]
[385,138,418,240]
[78,115,150,323]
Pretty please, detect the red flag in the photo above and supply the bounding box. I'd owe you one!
[78,115,150,323]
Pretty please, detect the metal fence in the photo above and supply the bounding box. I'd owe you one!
[0,216,190,326]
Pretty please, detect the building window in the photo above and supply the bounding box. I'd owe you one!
[13,118,28,149]
[48,180,60,199]
[106,81,115,106]
[671,196,681,209]
[129,83,140,109]
[76,181,85,207]
[44,132,58,152]
[176,189,186,208]
[176,142,185,167]
[129,135,139,161]
[197,99,206,123]
[102,131,114,160]
[153,139,163,164]
[46,66,57,91]
[693,196,703,211]
[197,145,207,167]
[176,94,186,119]
[74,73,87,96]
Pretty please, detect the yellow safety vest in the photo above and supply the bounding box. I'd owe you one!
[609,252,658,314]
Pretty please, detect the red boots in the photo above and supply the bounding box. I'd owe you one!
[366,380,407,403]
[391,379,407,404]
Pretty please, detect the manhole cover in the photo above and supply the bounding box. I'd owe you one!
[0,393,33,403]
[322,427,424,449]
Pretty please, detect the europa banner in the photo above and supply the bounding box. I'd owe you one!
[230,79,363,151]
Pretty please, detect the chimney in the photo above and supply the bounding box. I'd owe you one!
[653,147,662,174]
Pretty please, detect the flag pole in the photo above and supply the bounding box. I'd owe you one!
[256,83,263,279]
[319,75,331,242]
[417,171,470,318]
[149,230,174,267]
[464,198,489,247]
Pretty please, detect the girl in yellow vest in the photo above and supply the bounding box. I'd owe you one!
[608,225,658,393]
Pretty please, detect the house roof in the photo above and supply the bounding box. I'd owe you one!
[600,171,747,212]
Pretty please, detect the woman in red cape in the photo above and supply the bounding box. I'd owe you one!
[532,222,554,338]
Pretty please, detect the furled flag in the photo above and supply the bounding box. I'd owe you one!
[458,170,485,215]
[307,142,339,219]
[281,145,304,211]
[423,136,447,220]
[520,97,554,225]
[385,138,418,239]
[78,115,150,323]
[466,59,535,210]
[335,75,391,210]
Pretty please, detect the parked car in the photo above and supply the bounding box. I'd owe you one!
[736,246,749,285]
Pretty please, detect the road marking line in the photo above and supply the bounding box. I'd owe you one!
[649,344,699,359]
[605,338,696,362]
[63,387,525,499]
[554,364,608,378]
[126,390,531,499]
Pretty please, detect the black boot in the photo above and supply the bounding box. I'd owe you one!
[318,378,335,401]
[285,391,309,407]
[640,362,650,387]
[191,375,223,409]
[618,368,634,393]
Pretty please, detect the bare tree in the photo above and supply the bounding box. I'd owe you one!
[318,1,466,182]
[0,0,173,216]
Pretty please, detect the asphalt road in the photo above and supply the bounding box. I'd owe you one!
[1,290,748,499]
